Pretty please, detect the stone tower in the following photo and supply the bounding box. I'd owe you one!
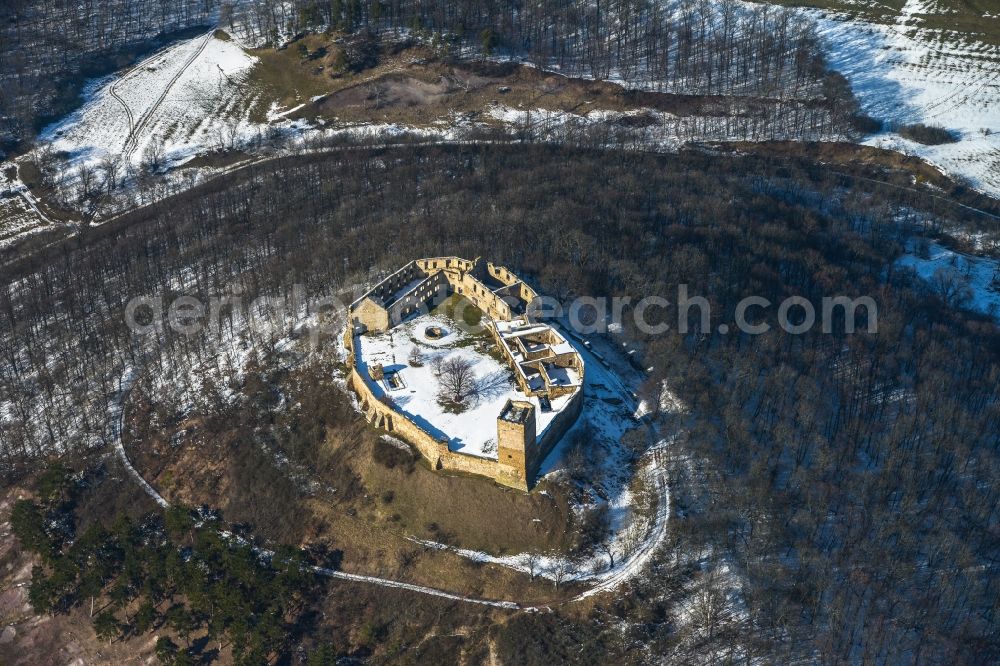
[496,400,537,490]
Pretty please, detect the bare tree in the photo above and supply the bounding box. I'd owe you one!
[141,139,165,173]
[597,535,615,569]
[690,571,729,642]
[99,156,121,192]
[565,445,588,481]
[524,552,541,580]
[34,144,60,188]
[77,164,97,203]
[621,426,648,462]
[214,124,240,152]
[407,346,423,366]
[930,267,973,309]
[551,558,572,588]
[437,356,476,402]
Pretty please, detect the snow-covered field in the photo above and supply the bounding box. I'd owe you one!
[42,31,259,172]
[813,0,1000,196]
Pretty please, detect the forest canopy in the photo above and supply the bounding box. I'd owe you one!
[1,143,998,661]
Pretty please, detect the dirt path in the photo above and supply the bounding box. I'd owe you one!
[108,84,135,153]
[124,29,217,166]
[312,567,519,609]
[346,323,674,602]
[7,136,998,268]
[110,366,169,508]
[108,37,186,156]
[110,333,672,609]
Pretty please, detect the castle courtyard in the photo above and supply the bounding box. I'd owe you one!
[353,304,576,459]
[345,256,585,490]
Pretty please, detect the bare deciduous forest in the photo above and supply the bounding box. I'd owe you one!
[2,0,999,662]
[2,0,857,153]
[2,144,998,661]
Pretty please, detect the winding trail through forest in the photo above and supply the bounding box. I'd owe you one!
[110,366,168,508]
[572,449,670,602]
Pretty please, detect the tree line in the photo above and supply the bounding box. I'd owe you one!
[3,0,847,154]
[235,0,832,100]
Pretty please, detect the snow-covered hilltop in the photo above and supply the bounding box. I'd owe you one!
[812,0,1000,194]
[42,30,259,173]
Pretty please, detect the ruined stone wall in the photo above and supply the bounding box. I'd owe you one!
[357,257,535,330]
[527,387,584,480]
[415,256,476,273]
[386,271,449,325]
[352,297,390,333]
[440,449,519,486]
[486,262,518,286]
[365,261,424,304]
[344,256,584,491]
[345,327,525,487]
[346,360,446,464]
[350,341,581,491]
[487,262,538,303]
[454,273,512,321]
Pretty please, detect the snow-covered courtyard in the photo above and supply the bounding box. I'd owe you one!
[353,311,574,459]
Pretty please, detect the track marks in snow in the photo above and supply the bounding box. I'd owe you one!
[110,29,218,167]
[813,7,1000,197]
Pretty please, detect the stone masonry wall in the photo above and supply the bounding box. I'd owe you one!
[343,256,584,491]
[344,327,523,487]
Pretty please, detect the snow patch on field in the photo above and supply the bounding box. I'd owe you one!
[41,32,259,171]
[897,240,1000,319]
[267,102,307,122]
[0,176,53,247]
[812,6,1000,197]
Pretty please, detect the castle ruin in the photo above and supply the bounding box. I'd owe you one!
[344,256,584,491]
